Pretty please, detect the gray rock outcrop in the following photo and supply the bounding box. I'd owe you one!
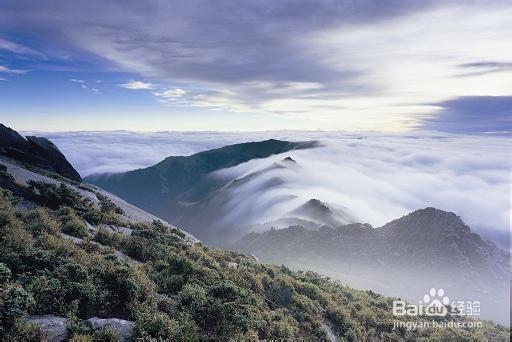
[0,123,82,181]
[27,315,69,341]
[84,317,135,341]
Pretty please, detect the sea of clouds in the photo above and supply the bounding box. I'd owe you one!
[26,130,510,248]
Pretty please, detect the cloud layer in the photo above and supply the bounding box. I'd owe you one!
[33,130,510,247]
[2,1,511,131]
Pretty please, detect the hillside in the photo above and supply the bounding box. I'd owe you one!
[1,126,509,340]
[85,140,320,244]
[231,208,510,324]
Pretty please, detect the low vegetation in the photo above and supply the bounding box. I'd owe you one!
[0,179,509,340]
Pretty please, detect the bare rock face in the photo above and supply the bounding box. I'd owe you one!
[27,315,69,341]
[27,315,135,341]
[84,317,135,341]
[0,124,81,182]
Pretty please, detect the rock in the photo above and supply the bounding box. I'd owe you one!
[27,315,135,341]
[0,124,82,182]
[249,253,261,263]
[25,136,82,182]
[84,317,135,341]
[322,322,338,342]
[27,315,69,341]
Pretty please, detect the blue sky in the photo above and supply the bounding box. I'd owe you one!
[0,0,511,132]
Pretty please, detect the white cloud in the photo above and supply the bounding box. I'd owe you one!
[154,88,186,98]
[69,78,101,94]
[28,130,509,247]
[212,133,510,246]
[0,77,6,81]
[0,65,29,74]
[0,38,45,58]
[119,80,154,90]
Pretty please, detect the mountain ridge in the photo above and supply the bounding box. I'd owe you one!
[85,139,321,242]
[0,124,81,182]
[231,206,509,323]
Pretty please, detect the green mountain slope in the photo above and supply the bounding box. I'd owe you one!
[85,139,319,242]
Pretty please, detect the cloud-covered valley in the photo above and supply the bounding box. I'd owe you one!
[32,130,510,247]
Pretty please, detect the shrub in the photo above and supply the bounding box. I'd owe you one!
[26,276,65,314]
[96,192,124,215]
[265,309,299,339]
[22,208,60,235]
[60,210,88,238]
[92,327,119,341]
[0,263,11,283]
[178,283,206,308]
[1,284,35,318]
[0,188,21,206]
[93,227,123,249]
[266,281,294,308]
[135,312,180,338]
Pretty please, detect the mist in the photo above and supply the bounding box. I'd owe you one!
[29,130,510,248]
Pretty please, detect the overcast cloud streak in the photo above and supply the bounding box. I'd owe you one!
[2,0,511,131]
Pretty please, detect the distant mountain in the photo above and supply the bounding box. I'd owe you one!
[289,199,356,228]
[231,207,510,323]
[0,124,82,182]
[86,139,321,244]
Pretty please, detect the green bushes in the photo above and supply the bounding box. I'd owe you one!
[92,227,123,249]
[59,208,88,238]
[96,192,124,215]
[22,208,60,235]
[27,181,127,226]
[1,285,35,318]
[265,279,294,308]
[0,188,20,206]
[0,263,11,283]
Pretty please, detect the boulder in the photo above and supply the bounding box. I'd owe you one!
[84,317,135,341]
[27,315,69,341]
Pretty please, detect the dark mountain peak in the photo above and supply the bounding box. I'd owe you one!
[381,207,471,236]
[26,136,61,154]
[0,124,81,182]
[297,199,333,214]
[289,198,357,228]
[281,156,296,163]
[0,123,31,151]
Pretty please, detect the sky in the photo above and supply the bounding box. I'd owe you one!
[0,0,511,132]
